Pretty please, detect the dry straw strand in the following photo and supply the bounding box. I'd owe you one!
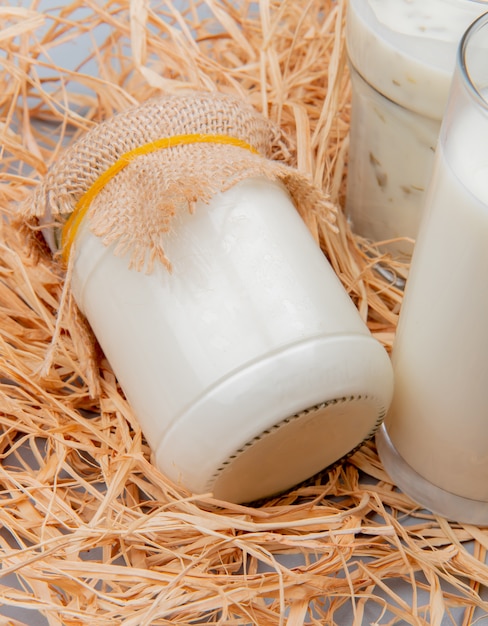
[0,1,487,625]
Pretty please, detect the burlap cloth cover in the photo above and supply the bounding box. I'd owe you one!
[22,90,337,272]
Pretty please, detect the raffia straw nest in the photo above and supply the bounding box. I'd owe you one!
[0,1,486,625]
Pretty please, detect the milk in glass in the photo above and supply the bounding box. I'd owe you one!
[377,13,488,523]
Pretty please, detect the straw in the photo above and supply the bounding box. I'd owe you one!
[0,1,486,625]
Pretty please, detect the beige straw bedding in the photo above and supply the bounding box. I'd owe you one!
[0,1,486,624]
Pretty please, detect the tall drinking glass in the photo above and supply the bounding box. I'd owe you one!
[376,12,488,524]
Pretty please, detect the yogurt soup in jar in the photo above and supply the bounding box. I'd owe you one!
[346,0,488,259]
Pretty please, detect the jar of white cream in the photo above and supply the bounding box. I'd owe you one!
[28,92,394,503]
[346,0,488,259]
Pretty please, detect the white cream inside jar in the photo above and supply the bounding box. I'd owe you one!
[69,176,394,503]
[346,0,488,257]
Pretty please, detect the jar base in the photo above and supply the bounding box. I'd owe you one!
[376,423,488,524]
[155,333,393,503]
[209,394,382,503]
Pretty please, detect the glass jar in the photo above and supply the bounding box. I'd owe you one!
[346,0,488,259]
[70,177,394,503]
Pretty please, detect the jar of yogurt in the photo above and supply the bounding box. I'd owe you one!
[70,177,394,504]
[346,0,488,259]
[32,91,395,505]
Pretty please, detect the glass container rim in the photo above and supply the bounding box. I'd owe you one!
[459,10,488,112]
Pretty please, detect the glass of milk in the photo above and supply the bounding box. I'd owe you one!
[70,176,394,504]
[346,0,488,259]
[376,12,488,524]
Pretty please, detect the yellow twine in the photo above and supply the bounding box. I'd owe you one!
[60,133,259,262]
